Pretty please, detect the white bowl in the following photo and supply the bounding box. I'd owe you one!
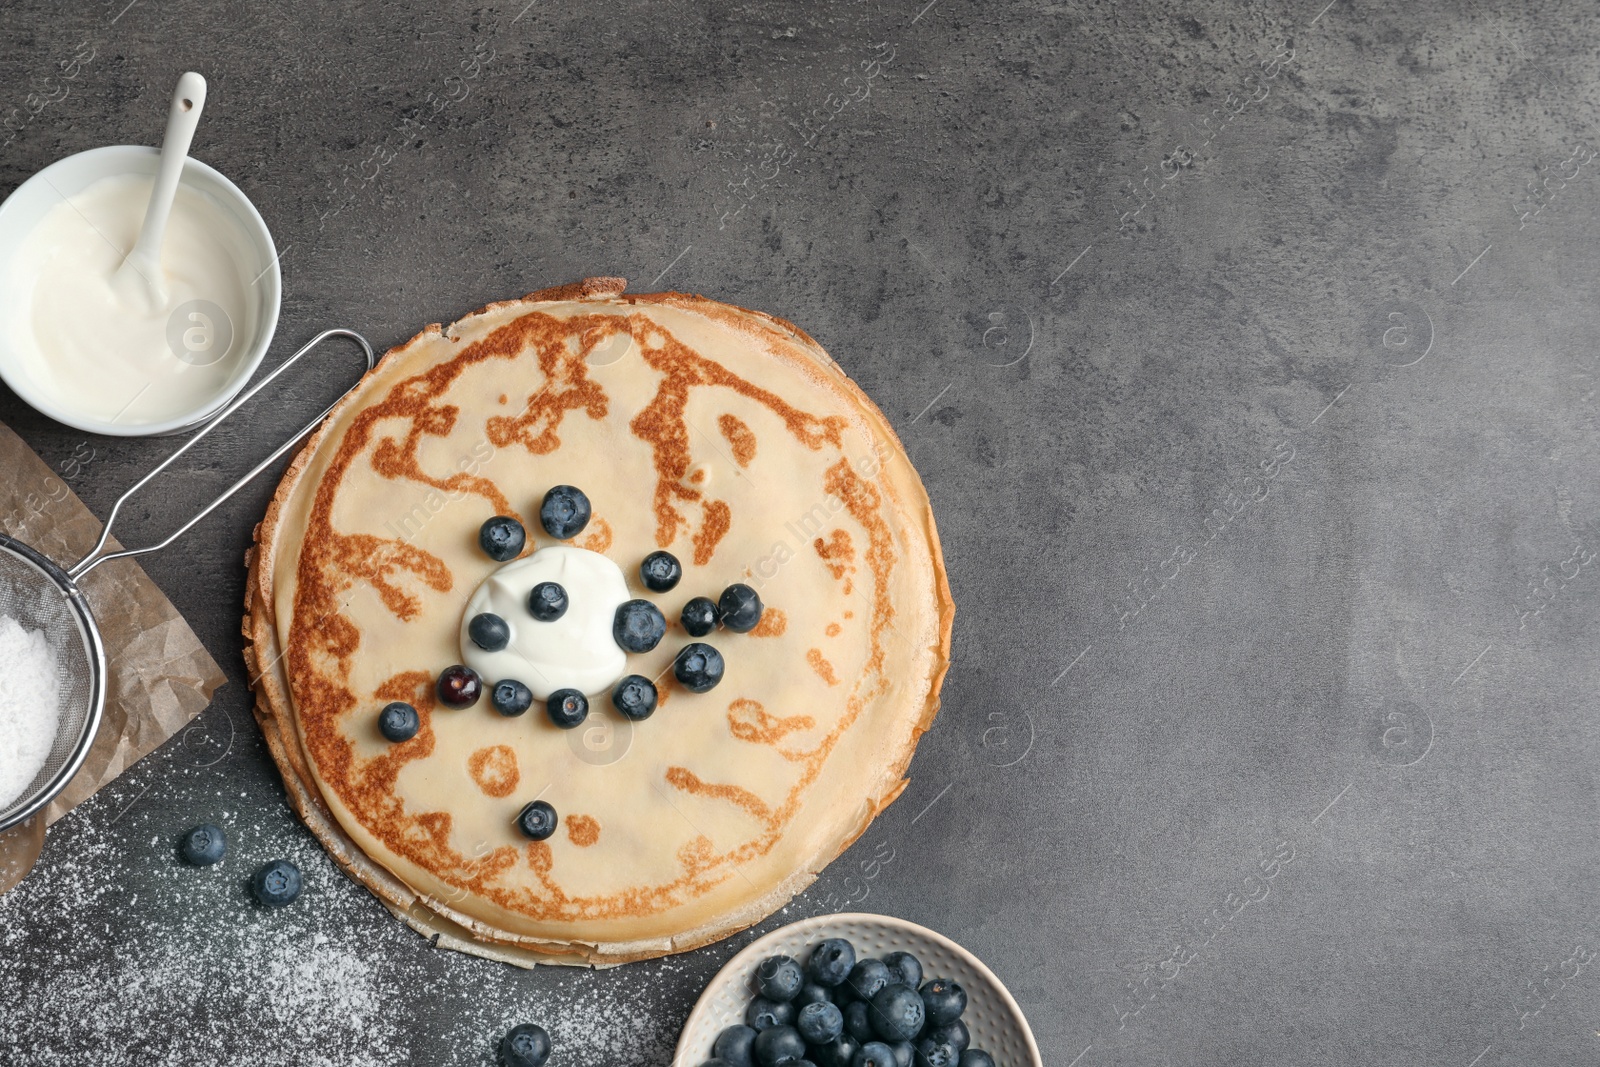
[674,912,1043,1067]
[0,145,281,436]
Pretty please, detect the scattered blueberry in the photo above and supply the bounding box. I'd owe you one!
[516,800,558,840]
[614,599,667,652]
[796,982,834,1007]
[498,1022,552,1067]
[250,859,302,906]
[540,484,592,538]
[925,1020,968,1054]
[887,1043,915,1067]
[797,1001,844,1045]
[753,1025,807,1067]
[718,583,763,633]
[868,985,925,1043]
[956,1052,995,1067]
[842,1001,874,1043]
[713,1024,759,1067]
[680,596,719,637]
[912,1037,960,1067]
[846,958,892,1004]
[917,979,966,1028]
[808,938,857,987]
[546,688,589,729]
[756,954,806,1002]
[378,700,420,741]
[745,996,795,1032]
[809,1036,860,1067]
[882,951,923,990]
[177,823,226,866]
[611,674,659,721]
[479,516,527,562]
[856,1042,899,1067]
[492,680,534,717]
[640,550,683,592]
[437,665,483,707]
[673,642,725,693]
[528,581,569,622]
[468,612,511,651]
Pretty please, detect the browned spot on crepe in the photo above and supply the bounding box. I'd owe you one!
[825,622,841,637]
[718,413,757,466]
[567,814,600,847]
[806,648,840,686]
[467,745,519,798]
[666,766,774,825]
[814,529,855,581]
[580,517,613,553]
[728,698,813,745]
[691,500,731,566]
[749,606,787,637]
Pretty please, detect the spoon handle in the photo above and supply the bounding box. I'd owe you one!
[129,71,207,266]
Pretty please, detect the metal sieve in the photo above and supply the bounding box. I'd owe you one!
[0,328,374,837]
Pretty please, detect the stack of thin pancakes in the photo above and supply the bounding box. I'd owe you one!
[245,279,953,966]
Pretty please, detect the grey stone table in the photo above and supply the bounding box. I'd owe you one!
[3,1,1599,1064]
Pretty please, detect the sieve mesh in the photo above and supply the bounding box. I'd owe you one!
[0,539,101,830]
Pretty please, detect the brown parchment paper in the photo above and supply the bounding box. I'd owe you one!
[0,421,226,824]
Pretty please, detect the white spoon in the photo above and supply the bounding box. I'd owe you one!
[114,71,207,310]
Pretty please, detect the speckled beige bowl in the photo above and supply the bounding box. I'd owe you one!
[673,913,1043,1066]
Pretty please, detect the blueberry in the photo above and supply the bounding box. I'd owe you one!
[887,1043,914,1067]
[868,985,924,1043]
[640,550,682,592]
[882,951,923,990]
[437,665,482,707]
[795,982,833,1007]
[809,1036,860,1067]
[546,688,589,729]
[498,1022,551,1067]
[842,999,878,1041]
[468,612,511,651]
[614,599,667,652]
[744,996,795,1032]
[516,800,558,840]
[540,485,591,538]
[957,1053,994,1067]
[479,516,527,562]
[912,1038,959,1067]
[378,701,420,741]
[611,674,658,721]
[756,954,806,1002]
[846,959,891,1004]
[797,1001,844,1045]
[925,1020,968,1054]
[250,859,302,906]
[712,1024,759,1067]
[681,596,719,636]
[673,642,725,693]
[808,938,857,987]
[177,823,226,866]
[753,1025,806,1067]
[718,583,763,633]
[492,680,534,717]
[855,1042,898,1067]
[528,581,569,622]
[917,979,966,1027]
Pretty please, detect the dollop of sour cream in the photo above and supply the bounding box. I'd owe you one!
[7,173,258,426]
[460,545,631,700]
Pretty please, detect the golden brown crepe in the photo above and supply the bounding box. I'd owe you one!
[244,278,952,965]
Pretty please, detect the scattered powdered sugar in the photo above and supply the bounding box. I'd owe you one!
[0,613,61,809]
[0,786,706,1066]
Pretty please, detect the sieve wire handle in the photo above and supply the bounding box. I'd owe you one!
[67,329,376,580]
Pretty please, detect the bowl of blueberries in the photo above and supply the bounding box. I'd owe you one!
[676,913,1041,1067]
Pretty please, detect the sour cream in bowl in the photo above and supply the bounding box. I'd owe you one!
[0,145,281,436]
